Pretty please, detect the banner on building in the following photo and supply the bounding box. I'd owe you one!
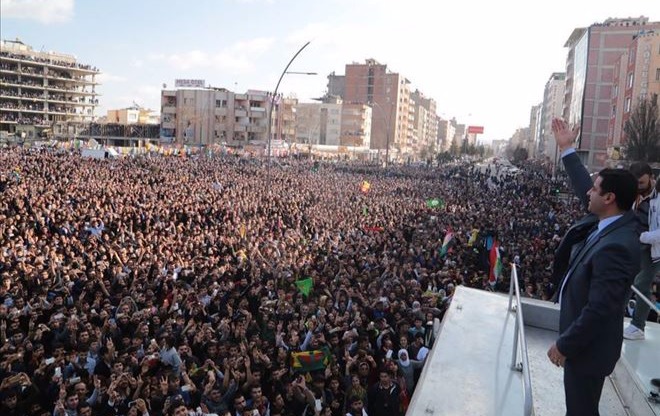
[174,79,206,88]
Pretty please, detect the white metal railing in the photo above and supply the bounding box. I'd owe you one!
[631,285,660,315]
[507,264,534,416]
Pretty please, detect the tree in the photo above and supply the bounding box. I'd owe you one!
[624,94,660,162]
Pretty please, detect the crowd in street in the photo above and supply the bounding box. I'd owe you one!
[0,148,589,416]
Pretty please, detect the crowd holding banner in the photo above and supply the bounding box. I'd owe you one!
[0,147,588,416]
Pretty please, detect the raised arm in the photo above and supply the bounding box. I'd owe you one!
[552,118,592,210]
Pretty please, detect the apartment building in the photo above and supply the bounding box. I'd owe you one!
[106,106,159,125]
[340,102,372,147]
[343,59,411,161]
[437,118,456,152]
[160,86,269,145]
[539,72,566,164]
[609,30,660,157]
[563,16,660,169]
[294,100,342,146]
[0,39,100,139]
[411,89,439,158]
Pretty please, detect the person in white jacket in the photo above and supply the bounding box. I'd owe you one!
[634,180,660,338]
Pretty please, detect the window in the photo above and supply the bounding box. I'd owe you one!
[611,105,616,116]
[613,84,618,98]
[627,73,634,88]
[624,97,632,113]
[656,68,660,81]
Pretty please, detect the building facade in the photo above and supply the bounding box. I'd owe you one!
[294,101,342,146]
[563,17,660,169]
[160,87,269,145]
[437,118,456,152]
[0,39,100,140]
[340,102,372,147]
[343,59,411,161]
[539,72,566,164]
[608,30,660,158]
[106,106,159,125]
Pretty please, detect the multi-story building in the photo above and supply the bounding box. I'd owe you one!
[272,97,298,142]
[539,72,566,164]
[160,87,269,145]
[410,90,438,157]
[340,102,372,148]
[343,59,411,161]
[609,30,660,158]
[437,118,456,152]
[106,106,159,125]
[0,39,100,139]
[294,100,342,146]
[453,121,466,153]
[327,71,346,98]
[527,104,542,157]
[562,17,660,169]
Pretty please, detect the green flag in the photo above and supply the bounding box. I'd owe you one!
[295,278,313,297]
[426,198,445,209]
[362,205,369,216]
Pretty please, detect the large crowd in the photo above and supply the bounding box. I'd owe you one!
[0,148,599,416]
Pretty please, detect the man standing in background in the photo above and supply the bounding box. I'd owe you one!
[625,162,659,340]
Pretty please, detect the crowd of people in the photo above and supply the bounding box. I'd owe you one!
[0,147,614,415]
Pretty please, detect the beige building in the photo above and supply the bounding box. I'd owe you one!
[539,72,566,164]
[160,87,269,145]
[528,104,542,157]
[608,30,660,157]
[272,96,297,142]
[340,102,372,147]
[294,100,342,146]
[437,118,456,152]
[411,89,439,159]
[107,106,159,125]
[0,39,100,139]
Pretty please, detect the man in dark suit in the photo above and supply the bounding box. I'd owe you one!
[547,118,641,416]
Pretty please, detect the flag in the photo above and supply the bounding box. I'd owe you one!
[426,198,444,209]
[489,241,502,286]
[439,231,454,257]
[467,229,479,247]
[295,278,313,297]
[360,181,371,194]
[239,223,246,239]
[290,347,332,373]
[362,205,369,216]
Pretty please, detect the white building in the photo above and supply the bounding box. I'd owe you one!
[0,39,100,139]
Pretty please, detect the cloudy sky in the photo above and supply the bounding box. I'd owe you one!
[1,0,656,142]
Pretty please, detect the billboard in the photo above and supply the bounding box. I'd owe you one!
[467,126,484,134]
[174,79,205,88]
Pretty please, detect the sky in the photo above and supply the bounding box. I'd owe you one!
[1,0,658,142]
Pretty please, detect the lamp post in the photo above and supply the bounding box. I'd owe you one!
[369,100,391,167]
[266,41,314,188]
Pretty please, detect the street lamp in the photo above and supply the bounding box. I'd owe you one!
[266,41,315,187]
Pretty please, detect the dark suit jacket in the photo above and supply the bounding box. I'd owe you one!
[552,151,597,289]
[555,151,641,376]
[556,211,640,376]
